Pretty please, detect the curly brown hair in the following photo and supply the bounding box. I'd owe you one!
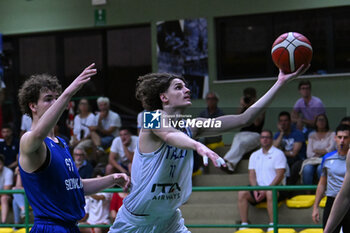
[135,73,186,111]
[18,74,62,118]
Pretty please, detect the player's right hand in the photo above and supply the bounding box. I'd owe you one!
[66,63,97,96]
[113,173,131,192]
[277,64,310,85]
[312,208,319,223]
[195,142,226,168]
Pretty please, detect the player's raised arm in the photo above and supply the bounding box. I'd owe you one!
[19,64,96,171]
[192,65,309,138]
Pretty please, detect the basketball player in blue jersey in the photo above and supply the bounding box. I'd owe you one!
[17,63,130,233]
[109,65,309,233]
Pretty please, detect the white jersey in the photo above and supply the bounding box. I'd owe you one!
[123,127,193,217]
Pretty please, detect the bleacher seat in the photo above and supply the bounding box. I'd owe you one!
[299,228,323,233]
[235,228,264,233]
[286,195,315,208]
[256,200,284,208]
[319,196,327,208]
[267,228,297,233]
[0,228,14,233]
[15,228,31,233]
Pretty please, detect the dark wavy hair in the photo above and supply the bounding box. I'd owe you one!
[314,113,330,132]
[135,73,186,111]
[18,74,62,118]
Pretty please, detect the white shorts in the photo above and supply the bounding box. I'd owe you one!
[108,205,190,233]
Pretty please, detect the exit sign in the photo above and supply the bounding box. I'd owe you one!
[95,9,106,26]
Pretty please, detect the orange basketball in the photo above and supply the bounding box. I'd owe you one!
[271,32,312,74]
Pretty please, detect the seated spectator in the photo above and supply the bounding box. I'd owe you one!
[273,111,306,185]
[89,97,122,156]
[301,114,336,185]
[109,192,128,221]
[291,80,325,138]
[80,169,112,233]
[71,98,95,149]
[73,146,94,179]
[238,130,287,232]
[222,87,265,173]
[198,91,224,149]
[20,114,32,138]
[12,166,25,227]
[106,128,138,175]
[0,154,13,224]
[0,124,19,170]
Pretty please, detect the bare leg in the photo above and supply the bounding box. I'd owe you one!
[238,191,254,223]
[1,195,10,223]
[266,190,277,223]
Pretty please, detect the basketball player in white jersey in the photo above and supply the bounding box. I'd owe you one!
[109,65,309,233]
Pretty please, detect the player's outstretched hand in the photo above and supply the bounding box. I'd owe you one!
[195,142,226,168]
[66,63,97,96]
[112,173,131,192]
[277,64,310,85]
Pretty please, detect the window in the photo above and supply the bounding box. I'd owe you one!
[216,6,350,80]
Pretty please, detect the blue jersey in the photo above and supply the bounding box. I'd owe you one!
[19,137,85,224]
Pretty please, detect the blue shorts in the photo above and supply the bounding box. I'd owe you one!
[30,218,80,233]
[101,135,114,148]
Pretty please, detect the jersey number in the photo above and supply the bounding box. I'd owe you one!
[65,158,74,172]
[169,165,176,178]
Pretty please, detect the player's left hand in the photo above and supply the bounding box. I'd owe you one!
[112,173,131,192]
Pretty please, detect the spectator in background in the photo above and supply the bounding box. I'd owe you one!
[301,114,336,185]
[273,111,306,185]
[71,98,95,149]
[0,154,13,224]
[340,116,350,126]
[0,79,5,138]
[12,166,25,227]
[106,127,138,175]
[198,91,224,149]
[292,80,325,137]
[0,124,19,170]
[81,169,113,233]
[89,97,122,155]
[222,87,265,173]
[238,130,287,232]
[20,114,32,138]
[73,146,94,179]
[110,192,128,221]
[312,124,350,232]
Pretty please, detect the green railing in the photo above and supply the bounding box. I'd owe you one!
[0,185,320,232]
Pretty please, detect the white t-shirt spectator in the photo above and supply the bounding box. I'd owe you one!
[0,166,14,190]
[92,110,122,137]
[110,136,138,164]
[249,146,287,186]
[85,193,112,225]
[20,114,32,132]
[73,113,95,140]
